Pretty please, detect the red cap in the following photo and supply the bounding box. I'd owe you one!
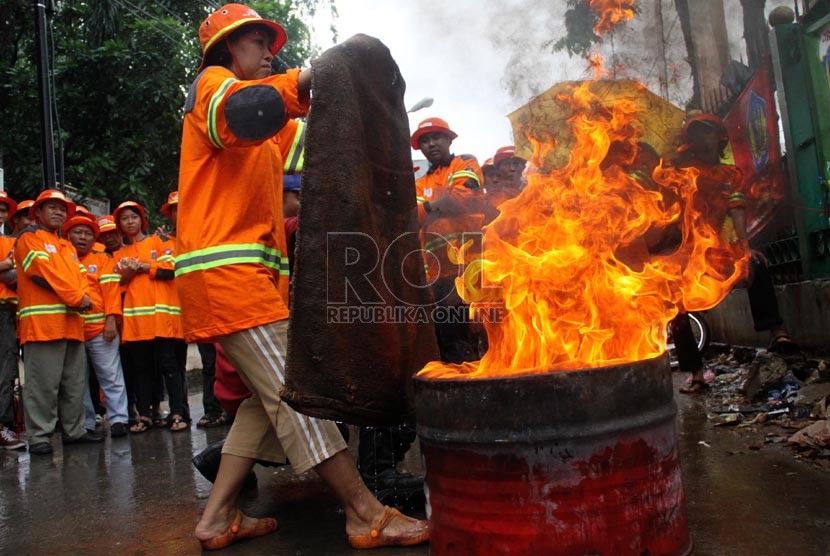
[161,191,179,218]
[0,191,17,215]
[198,4,287,72]
[113,201,149,232]
[97,215,117,233]
[62,215,100,240]
[411,117,458,150]
[481,157,495,169]
[31,189,76,219]
[493,146,524,165]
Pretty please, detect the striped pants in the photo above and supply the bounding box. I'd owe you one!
[217,320,346,474]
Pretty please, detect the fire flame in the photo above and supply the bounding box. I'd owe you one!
[591,0,636,35]
[419,82,750,379]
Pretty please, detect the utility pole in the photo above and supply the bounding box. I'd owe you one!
[34,0,57,190]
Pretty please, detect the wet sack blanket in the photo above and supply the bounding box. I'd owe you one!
[282,35,440,425]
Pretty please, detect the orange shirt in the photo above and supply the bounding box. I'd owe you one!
[0,236,16,306]
[79,251,121,341]
[416,156,485,281]
[114,235,182,342]
[176,67,308,342]
[14,227,87,344]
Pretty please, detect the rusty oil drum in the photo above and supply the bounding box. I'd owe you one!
[414,353,691,555]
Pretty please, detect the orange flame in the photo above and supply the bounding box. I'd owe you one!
[591,0,636,36]
[420,82,749,380]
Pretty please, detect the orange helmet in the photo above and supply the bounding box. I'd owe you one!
[74,205,96,222]
[0,191,17,215]
[113,201,148,232]
[411,117,458,150]
[198,4,287,71]
[30,189,76,219]
[62,215,100,240]
[161,191,179,218]
[493,145,524,165]
[97,215,117,234]
[13,200,34,221]
[681,113,728,144]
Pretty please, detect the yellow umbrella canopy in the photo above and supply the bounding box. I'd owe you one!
[508,80,685,172]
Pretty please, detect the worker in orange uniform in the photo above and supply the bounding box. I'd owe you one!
[482,146,525,225]
[492,145,526,190]
[668,113,796,393]
[96,215,122,255]
[178,4,428,550]
[0,191,24,450]
[14,189,102,455]
[412,117,484,364]
[74,205,107,253]
[10,200,34,236]
[63,216,130,438]
[114,201,189,432]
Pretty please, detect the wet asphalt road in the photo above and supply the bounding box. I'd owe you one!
[0,374,828,555]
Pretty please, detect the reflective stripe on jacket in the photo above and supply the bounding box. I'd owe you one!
[14,227,87,344]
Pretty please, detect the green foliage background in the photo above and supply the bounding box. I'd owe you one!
[0,0,331,225]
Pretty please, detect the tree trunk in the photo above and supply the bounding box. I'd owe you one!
[741,0,769,69]
[674,0,701,109]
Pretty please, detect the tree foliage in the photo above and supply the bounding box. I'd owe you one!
[552,0,601,58]
[0,0,329,224]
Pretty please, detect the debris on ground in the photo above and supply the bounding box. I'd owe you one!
[692,344,830,465]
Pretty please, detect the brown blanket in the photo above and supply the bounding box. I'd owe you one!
[282,35,440,425]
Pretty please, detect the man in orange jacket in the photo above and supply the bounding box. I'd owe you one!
[14,190,102,455]
[178,4,427,550]
[412,118,485,363]
[0,191,24,450]
[64,216,130,437]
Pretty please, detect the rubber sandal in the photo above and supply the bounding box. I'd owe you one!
[197,415,228,428]
[679,380,709,395]
[347,505,430,549]
[170,416,189,432]
[130,418,152,434]
[199,509,278,551]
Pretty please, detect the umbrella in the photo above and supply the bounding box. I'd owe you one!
[508,80,685,172]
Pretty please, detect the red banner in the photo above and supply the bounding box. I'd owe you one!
[722,57,788,238]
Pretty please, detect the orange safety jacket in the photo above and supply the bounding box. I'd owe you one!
[0,235,16,306]
[176,67,308,342]
[416,155,485,282]
[13,226,88,344]
[114,234,182,342]
[415,154,483,223]
[79,251,122,341]
[275,118,306,174]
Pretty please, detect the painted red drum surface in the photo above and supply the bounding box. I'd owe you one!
[414,353,691,556]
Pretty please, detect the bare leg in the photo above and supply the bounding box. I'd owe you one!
[194,454,260,541]
[315,450,425,538]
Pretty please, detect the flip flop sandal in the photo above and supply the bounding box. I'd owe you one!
[170,416,190,432]
[196,415,228,429]
[199,509,278,551]
[679,380,709,395]
[347,505,430,549]
[130,418,152,434]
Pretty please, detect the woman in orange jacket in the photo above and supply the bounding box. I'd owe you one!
[113,201,190,432]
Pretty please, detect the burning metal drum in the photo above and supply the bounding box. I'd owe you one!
[414,353,691,555]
